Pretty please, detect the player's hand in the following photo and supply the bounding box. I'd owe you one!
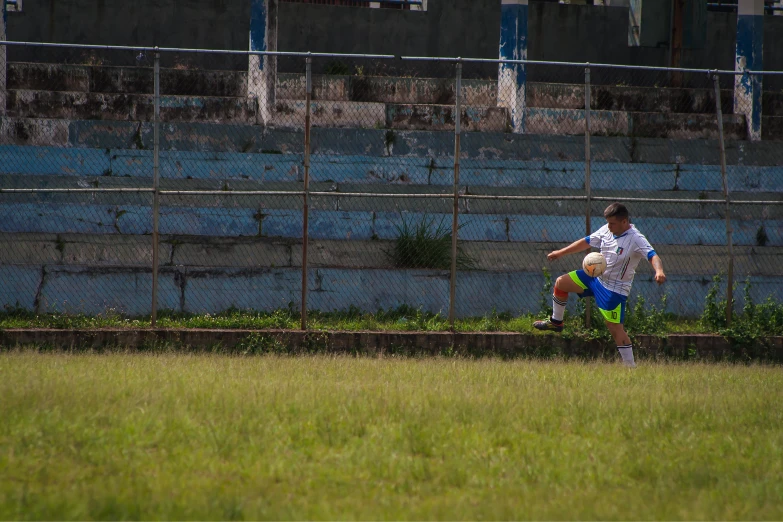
[547,250,562,261]
[655,271,667,285]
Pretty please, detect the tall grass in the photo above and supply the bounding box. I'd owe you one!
[0,304,703,335]
[1,352,781,520]
[392,213,476,270]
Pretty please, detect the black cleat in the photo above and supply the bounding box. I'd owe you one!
[533,319,564,333]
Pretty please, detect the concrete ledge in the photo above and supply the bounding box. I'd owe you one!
[762,92,783,118]
[526,109,746,140]
[762,116,783,141]
[1,329,781,362]
[2,233,781,277]
[273,100,386,130]
[8,90,257,124]
[3,120,782,165]
[278,74,497,106]
[386,104,508,132]
[1,201,780,246]
[8,62,248,97]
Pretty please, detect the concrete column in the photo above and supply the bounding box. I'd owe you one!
[498,0,527,134]
[734,0,764,141]
[1,0,7,117]
[248,0,278,127]
[775,0,783,16]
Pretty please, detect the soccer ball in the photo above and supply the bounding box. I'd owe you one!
[582,252,607,277]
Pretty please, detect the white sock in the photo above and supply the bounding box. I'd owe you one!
[618,345,636,367]
[552,295,567,322]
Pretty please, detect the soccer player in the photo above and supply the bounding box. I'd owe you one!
[534,203,666,367]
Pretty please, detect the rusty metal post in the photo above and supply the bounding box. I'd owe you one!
[301,56,312,330]
[448,60,462,330]
[584,65,592,329]
[713,72,734,326]
[151,49,161,326]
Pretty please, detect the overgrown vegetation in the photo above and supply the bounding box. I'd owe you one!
[391,214,476,270]
[700,274,783,346]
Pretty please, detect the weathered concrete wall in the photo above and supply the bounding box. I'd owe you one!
[3,123,783,172]
[5,2,783,92]
[2,234,780,277]
[3,143,783,191]
[7,91,257,124]
[277,3,783,90]
[7,62,783,139]
[2,260,782,318]
[5,0,249,70]
[1,197,780,246]
[277,74,497,106]
[8,63,248,97]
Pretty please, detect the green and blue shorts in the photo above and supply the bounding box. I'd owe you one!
[568,270,627,324]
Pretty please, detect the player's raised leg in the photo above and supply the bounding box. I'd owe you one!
[533,272,586,332]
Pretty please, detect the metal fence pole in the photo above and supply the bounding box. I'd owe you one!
[301,56,312,331]
[448,60,462,330]
[713,72,734,327]
[584,65,592,329]
[151,49,161,327]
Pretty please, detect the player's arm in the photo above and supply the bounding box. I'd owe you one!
[650,254,666,284]
[547,238,592,261]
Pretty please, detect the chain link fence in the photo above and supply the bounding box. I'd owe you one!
[1,41,781,328]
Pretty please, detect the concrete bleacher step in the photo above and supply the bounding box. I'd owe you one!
[763,92,783,117]
[8,62,247,97]
[278,73,737,115]
[3,144,783,193]
[762,116,783,141]
[6,90,257,124]
[2,233,781,277]
[1,195,780,247]
[3,167,780,221]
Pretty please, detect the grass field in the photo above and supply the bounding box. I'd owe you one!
[1,352,782,520]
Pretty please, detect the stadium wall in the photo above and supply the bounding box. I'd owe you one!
[4,1,783,89]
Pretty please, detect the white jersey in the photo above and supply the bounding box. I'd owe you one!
[585,224,656,297]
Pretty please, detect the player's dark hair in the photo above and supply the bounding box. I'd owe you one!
[604,203,629,220]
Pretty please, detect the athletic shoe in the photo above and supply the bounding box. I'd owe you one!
[533,319,563,333]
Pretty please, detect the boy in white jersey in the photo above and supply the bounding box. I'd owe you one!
[534,203,667,367]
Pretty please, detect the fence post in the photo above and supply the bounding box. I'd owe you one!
[301,55,312,331]
[151,49,161,327]
[448,60,462,330]
[584,65,592,329]
[713,72,734,327]
[0,2,7,117]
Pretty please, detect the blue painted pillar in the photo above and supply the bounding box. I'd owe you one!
[498,0,527,134]
[734,0,764,141]
[248,0,278,126]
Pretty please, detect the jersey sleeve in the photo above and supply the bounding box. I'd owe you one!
[633,233,657,260]
[585,225,606,248]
